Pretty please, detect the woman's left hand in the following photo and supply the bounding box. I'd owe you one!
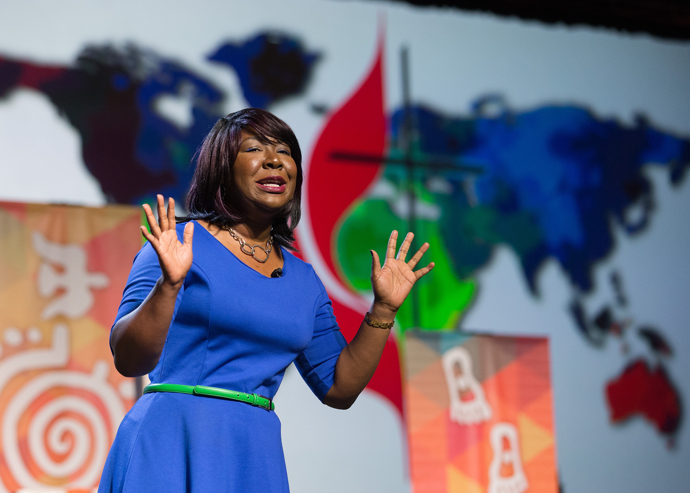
[370,231,435,315]
[323,230,435,409]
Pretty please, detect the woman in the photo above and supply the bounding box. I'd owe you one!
[100,108,434,492]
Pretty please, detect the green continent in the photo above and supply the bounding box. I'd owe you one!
[336,199,476,331]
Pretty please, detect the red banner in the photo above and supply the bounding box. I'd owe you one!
[406,331,558,493]
[0,202,140,492]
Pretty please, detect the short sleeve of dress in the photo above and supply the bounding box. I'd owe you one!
[111,241,185,350]
[293,273,347,402]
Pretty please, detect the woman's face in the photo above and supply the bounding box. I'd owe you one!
[228,130,298,218]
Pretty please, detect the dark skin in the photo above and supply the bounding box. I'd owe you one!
[110,131,434,409]
[197,131,297,278]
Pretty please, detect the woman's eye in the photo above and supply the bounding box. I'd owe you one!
[278,149,291,156]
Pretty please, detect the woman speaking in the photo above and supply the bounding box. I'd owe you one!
[99,108,434,492]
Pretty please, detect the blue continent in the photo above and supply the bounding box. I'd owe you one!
[208,33,320,109]
[135,59,224,202]
[389,97,690,293]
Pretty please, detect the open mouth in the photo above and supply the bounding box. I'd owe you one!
[257,176,286,192]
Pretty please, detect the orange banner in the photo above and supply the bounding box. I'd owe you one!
[0,202,140,492]
[406,331,558,493]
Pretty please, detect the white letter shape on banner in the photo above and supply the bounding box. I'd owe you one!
[488,422,529,493]
[442,346,492,425]
[32,232,109,319]
[0,325,125,492]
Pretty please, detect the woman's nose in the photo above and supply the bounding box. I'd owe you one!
[264,151,283,168]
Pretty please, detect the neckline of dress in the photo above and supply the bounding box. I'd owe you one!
[192,220,287,280]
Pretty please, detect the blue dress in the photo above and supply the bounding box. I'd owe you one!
[99,222,347,492]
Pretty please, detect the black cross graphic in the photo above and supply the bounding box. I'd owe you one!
[332,47,483,328]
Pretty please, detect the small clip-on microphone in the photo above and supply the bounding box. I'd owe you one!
[270,268,283,278]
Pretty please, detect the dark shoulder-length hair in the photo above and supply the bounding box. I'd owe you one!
[184,108,303,250]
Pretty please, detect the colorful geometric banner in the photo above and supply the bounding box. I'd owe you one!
[0,202,141,492]
[405,331,558,493]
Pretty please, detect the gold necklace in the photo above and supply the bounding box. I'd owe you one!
[225,227,273,263]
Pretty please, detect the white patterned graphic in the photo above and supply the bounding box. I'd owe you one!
[442,346,492,425]
[487,422,529,493]
[0,326,125,492]
[32,232,109,319]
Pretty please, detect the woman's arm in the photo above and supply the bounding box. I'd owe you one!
[111,277,182,377]
[322,231,434,409]
[110,195,194,377]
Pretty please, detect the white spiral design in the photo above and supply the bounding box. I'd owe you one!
[2,361,125,490]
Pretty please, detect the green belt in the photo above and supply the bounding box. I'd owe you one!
[143,383,275,411]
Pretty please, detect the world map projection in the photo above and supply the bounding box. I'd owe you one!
[0,32,685,445]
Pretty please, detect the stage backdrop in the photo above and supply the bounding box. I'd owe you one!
[0,202,140,492]
[406,331,557,493]
[1,1,690,492]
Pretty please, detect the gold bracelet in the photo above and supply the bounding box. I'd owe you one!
[364,312,395,329]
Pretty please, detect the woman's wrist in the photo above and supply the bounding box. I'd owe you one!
[368,302,397,324]
[159,276,184,294]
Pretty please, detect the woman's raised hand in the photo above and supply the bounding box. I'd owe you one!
[370,231,435,315]
[141,195,194,287]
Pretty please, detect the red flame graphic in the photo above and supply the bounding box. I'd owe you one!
[299,34,403,415]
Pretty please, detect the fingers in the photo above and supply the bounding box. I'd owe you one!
[140,225,156,245]
[396,232,414,262]
[386,230,398,260]
[414,262,435,280]
[142,203,162,238]
[407,242,429,269]
[167,197,176,227]
[157,194,169,231]
[371,249,381,278]
[143,195,177,239]
[183,221,194,248]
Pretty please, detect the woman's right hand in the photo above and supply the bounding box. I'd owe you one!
[112,195,193,376]
[141,194,194,287]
